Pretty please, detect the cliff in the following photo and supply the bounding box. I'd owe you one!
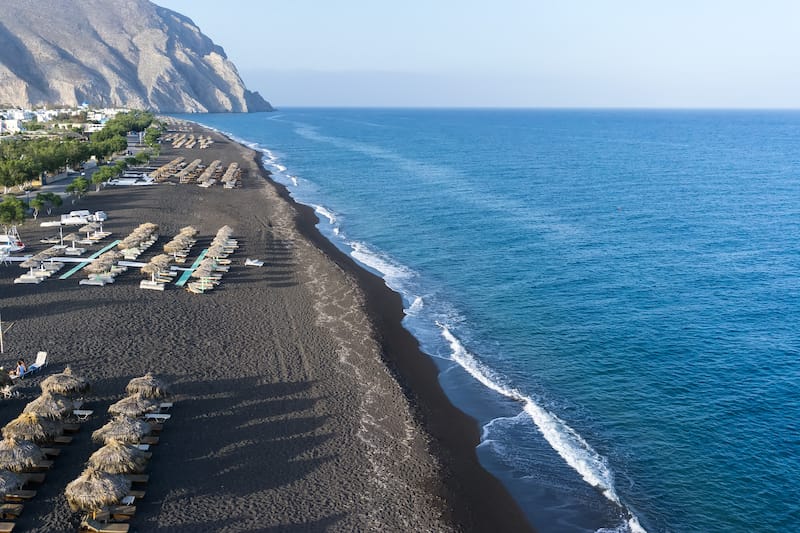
[0,0,273,112]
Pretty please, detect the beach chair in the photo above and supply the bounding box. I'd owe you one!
[0,385,18,399]
[0,503,22,520]
[0,521,13,532]
[80,519,129,533]
[19,473,45,486]
[27,352,47,374]
[3,490,36,502]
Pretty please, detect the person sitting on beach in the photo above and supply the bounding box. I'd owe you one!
[8,359,26,378]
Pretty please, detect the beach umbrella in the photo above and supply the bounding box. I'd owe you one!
[206,244,226,259]
[0,438,46,472]
[92,416,151,445]
[179,226,198,236]
[108,393,160,417]
[163,239,183,253]
[65,467,131,514]
[40,366,90,396]
[140,254,171,281]
[0,471,24,496]
[88,439,150,474]
[125,373,170,399]
[32,248,58,261]
[2,412,63,443]
[62,233,79,246]
[22,392,74,419]
[19,257,40,270]
[84,251,121,274]
[79,223,99,238]
[191,264,214,280]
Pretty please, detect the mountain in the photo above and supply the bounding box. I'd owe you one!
[0,0,272,112]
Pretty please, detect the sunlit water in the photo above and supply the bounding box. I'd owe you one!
[176,109,800,532]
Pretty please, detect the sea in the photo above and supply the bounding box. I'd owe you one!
[174,109,800,533]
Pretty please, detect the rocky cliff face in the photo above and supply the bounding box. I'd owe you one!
[0,0,272,112]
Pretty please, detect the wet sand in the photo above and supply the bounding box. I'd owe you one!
[0,125,533,532]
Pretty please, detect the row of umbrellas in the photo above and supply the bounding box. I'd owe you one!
[67,372,171,515]
[84,250,123,276]
[0,367,91,498]
[162,226,198,261]
[117,222,159,252]
[191,226,236,287]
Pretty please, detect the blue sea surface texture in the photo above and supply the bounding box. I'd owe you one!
[177,109,800,533]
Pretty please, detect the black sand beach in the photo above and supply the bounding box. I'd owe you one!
[0,125,533,532]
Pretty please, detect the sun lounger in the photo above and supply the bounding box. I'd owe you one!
[127,490,146,500]
[95,505,135,522]
[73,409,94,421]
[19,473,45,485]
[139,280,165,291]
[26,459,54,471]
[126,474,149,484]
[0,504,22,520]
[0,521,14,532]
[144,413,171,422]
[51,435,72,445]
[106,504,136,517]
[13,276,42,284]
[40,447,60,457]
[27,352,47,374]
[63,422,81,433]
[0,385,18,399]
[80,519,129,533]
[4,490,36,502]
[140,436,159,445]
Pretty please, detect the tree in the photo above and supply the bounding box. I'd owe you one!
[29,196,45,219]
[66,177,89,198]
[34,192,62,216]
[91,166,117,191]
[0,195,26,229]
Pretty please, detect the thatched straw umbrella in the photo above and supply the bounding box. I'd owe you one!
[0,470,24,496]
[19,257,40,275]
[84,251,121,275]
[125,373,170,399]
[63,232,79,248]
[65,468,131,514]
[40,366,90,396]
[206,244,226,259]
[92,416,151,445]
[22,392,74,419]
[88,439,150,474]
[141,254,171,282]
[0,438,46,472]
[79,223,99,239]
[179,226,198,236]
[2,412,63,443]
[108,393,159,417]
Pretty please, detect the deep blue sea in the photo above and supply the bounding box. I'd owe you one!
[176,109,800,533]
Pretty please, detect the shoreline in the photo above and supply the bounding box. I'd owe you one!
[1,123,533,531]
[252,143,536,532]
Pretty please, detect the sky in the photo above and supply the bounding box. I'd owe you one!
[153,0,800,108]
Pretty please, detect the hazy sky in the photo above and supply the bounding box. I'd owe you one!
[153,0,800,108]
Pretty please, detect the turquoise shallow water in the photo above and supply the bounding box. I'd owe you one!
[177,109,800,532]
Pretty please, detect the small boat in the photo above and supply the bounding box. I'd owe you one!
[0,226,25,252]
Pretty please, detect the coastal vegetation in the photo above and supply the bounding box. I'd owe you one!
[0,110,161,221]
